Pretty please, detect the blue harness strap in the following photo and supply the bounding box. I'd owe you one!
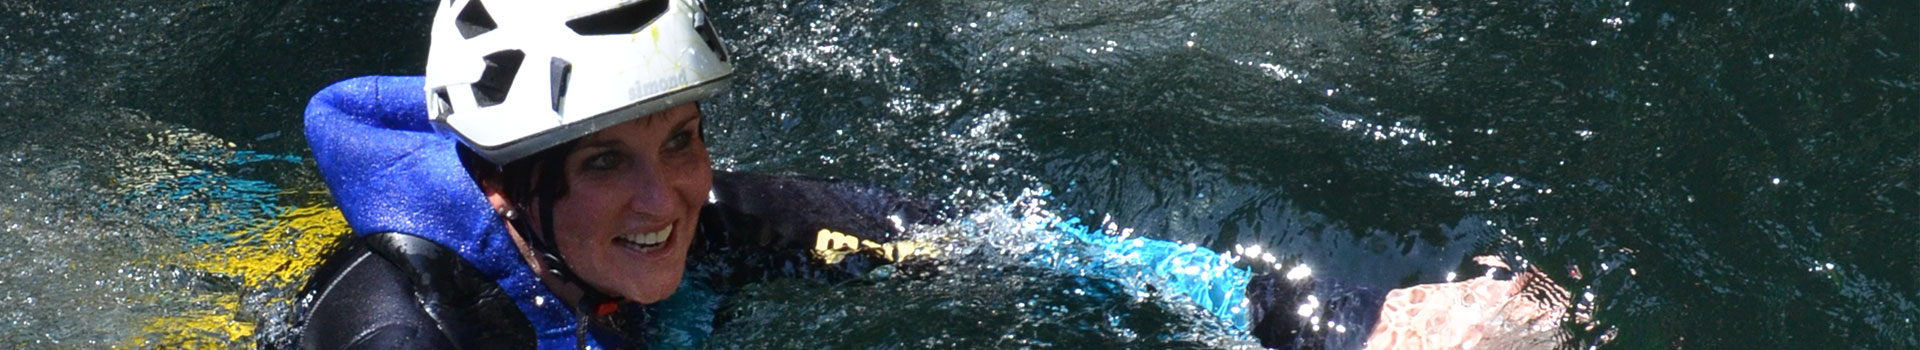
[303,75,597,349]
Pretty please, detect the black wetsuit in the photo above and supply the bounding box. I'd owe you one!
[288,172,941,349]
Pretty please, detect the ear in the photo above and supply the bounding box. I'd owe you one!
[487,190,511,210]
[477,175,512,210]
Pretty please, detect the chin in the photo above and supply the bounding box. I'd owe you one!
[616,239,693,303]
[624,263,686,303]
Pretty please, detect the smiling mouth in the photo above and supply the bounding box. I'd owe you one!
[615,224,673,253]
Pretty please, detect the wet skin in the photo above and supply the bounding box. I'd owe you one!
[487,103,711,304]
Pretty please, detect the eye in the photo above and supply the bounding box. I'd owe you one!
[581,150,626,171]
[663,129,697,152]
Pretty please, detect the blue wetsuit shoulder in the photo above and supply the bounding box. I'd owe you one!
[302,76,597,349]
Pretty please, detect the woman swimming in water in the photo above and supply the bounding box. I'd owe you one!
[292,0,937,348]
[288,0,1569,348]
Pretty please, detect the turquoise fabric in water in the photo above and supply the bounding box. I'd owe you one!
[1029,215,1253,328]
[1008,200,1385,348]
[1001,191,1255,330]
[115,148,304,244]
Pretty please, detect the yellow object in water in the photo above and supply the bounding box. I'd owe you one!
[121,204,353,349]
[188,206,351,288]
[124,294,255,348]
[812,228,936,264]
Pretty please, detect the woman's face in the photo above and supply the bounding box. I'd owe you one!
[546,103,710,303]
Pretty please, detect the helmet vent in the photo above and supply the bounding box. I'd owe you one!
[565,0,670,36]
[430,87,453,118]
[550,58,572,114]
[455,0,498,39]
[693,14,728,62]
[473,50,525,107]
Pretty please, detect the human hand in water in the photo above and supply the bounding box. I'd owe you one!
[1365,256,1571,350]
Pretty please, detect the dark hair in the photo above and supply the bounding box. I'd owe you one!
[456,141,580,277]
[457,141,575,212]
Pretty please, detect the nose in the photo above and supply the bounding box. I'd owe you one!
[624,156,678,218]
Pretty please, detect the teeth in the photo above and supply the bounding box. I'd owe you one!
[619,224,672,246]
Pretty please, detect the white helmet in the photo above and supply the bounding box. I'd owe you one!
[425,0,734,164]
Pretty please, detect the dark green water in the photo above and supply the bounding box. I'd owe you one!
[1,0,1914,348]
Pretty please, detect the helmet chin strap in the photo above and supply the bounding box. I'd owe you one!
[471,131,639,348]
[505,211,628,348]
[502,162,628,348]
